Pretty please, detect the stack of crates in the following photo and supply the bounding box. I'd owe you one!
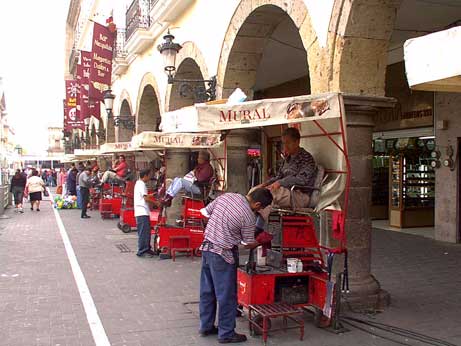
[99,201,113,219]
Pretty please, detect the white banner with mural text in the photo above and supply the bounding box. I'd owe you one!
[132,131,223,149]
[161,93,342,133]
[99,142,134,154]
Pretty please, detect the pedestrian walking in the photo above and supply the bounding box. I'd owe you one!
[10,169,26,213]
[26,170,45,212]
[198,188,273,343]
[134,169,156,257]
[66,168,78,196]
[78,166,93,219]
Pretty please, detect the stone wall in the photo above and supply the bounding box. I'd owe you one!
[434,92,461,243]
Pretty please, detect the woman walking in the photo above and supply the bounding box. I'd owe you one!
[10,169,27,213]
[26,169,45,211]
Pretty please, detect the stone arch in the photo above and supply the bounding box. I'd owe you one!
[168,58,207,111]
[165,42,210,112]
[217,0,322,98]
[136,73,162,133]
[329,0,402,96]
[117,98,134,142]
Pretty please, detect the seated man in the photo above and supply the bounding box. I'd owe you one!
[253,127,317,223]
[101,155,128,184]
[160,150,214,207]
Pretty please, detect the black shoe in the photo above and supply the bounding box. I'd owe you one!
[136,251,155,258]
[145,249,157,256]
[36,209,40,212]
[31,207,33,211]
[199,326,218,337]
[218,333,247,344]
[81,215,91,219]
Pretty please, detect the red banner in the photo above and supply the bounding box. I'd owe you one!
[89,22,115,100]
[76,51,91,120]
[89,99,101,119]
[63,99,71,132]
[65,80,84,130]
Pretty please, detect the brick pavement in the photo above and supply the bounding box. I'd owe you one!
[0,198,93,346]
[1,196,461,346]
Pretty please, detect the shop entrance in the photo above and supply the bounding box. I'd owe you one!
[372,136,436,228]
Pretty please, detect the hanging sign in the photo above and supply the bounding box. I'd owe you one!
[132,131,223,148]
[76,51,91,120]
[65,80,84,129]
[196,93,341,131]
[89,22,115,100]
[63,99,71,132]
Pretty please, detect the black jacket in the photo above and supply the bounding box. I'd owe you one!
[10,174,27,192]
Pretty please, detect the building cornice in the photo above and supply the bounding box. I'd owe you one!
[67,0,81,27]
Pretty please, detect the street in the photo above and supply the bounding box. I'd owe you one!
[1,195,460,346]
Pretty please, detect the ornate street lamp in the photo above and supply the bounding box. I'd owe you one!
[103,89,115,119]
[103,88,135,131]
[157,30,217,102]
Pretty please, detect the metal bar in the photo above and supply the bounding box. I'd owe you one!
[301,132,342,139]
[171,78,215,83]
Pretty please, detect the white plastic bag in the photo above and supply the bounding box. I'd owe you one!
[226,88,247,105]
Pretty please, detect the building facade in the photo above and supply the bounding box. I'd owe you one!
[65,0,461,308]
[47,127,65,158]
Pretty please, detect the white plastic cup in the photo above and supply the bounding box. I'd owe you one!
[287,258,298,273]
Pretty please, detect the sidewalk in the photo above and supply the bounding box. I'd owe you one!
[1,197,461,346]
[0,198,93,346]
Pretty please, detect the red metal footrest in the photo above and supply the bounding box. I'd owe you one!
[248,303,304,344]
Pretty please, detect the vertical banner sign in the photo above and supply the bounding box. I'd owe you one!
[63,99,71,132]
[89,99,101,119]
[76,51,92,120]
[65,80,84,129]
[89,22,115,100]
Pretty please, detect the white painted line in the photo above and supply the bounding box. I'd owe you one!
[50,191,111,346]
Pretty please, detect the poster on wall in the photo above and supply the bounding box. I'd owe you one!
[89,22,115,100]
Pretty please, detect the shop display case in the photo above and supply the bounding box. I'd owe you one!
[372,156,389,219]
[389,154,435,228]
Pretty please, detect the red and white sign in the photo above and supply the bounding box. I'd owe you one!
[131,132,222,149]
[76,51,91,120]
[65,80,84,130]
[161,93,342,133]
[89,22,115,100]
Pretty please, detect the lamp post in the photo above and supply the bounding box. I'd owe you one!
[103,89,135,131]
[157,31,217,102]
[103,89,115,119]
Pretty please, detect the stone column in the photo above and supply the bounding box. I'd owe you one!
[106,118,115,143]
[342,95,395,310]
[226,129,260,194]
[165,149,190,222]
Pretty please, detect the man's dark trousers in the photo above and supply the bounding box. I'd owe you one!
[199,250,237,340]
[80,187,89,217]
[136,215,151,256]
